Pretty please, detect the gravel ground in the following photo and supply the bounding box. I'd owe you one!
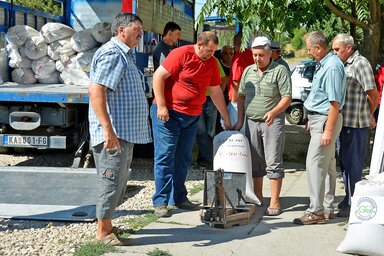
[0,150,204,256]
[0,125,310,255]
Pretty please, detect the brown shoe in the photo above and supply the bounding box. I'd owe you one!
[293,212,326,225]
[324,211,334,220]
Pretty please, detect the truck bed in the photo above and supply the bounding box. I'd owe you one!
[0,82,89,104]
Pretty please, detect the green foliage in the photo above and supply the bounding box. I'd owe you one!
[189,183,204,195]
[291,28,306,51]
[147,248,173,256]
[125,213,159,231]
[74,242,115,256]
[13,0,62,15]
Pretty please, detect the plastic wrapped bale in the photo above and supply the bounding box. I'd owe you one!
[60,69,91,86]
[6,25,39,46]
[337,173,384,256]
[7,44,32,68]
[213,130,261,204]
[47,38,76,61]
[55,54,80,72]
[24,36,48,60]
[40,23,75,44]
[11,68,37,84]
[38,71,60,84]
[31,56,56,79]
[70,29,99,52]
[91,22,112,43]
[75,47,98,72]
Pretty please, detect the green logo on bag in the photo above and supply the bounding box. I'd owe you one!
[355,197,377,221]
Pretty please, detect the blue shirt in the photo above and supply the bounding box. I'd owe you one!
[89,37,152,146]
[304,52,346,115]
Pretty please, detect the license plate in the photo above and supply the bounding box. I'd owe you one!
[4,135,48,146]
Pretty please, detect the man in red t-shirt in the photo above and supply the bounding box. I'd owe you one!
[228,32,254,103]
[151,31,231,217]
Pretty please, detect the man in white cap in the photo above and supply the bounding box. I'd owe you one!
[234,36,292,216]
[271,40,290,71]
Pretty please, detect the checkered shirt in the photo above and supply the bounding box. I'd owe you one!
[88,37,152,146]
[343,50,376,128]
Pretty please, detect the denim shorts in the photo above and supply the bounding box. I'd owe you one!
[92,139,133,219]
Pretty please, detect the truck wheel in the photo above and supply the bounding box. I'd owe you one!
[286,104,305,125]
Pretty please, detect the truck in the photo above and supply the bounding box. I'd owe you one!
[0,0,195,167]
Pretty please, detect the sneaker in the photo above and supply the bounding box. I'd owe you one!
[175,198,201,210]
[293,212,326,225]
[154,206,171,217]
[324,211,334,220]
[337,206,350,217]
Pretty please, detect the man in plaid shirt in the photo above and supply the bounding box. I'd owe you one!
[332,33,379,217]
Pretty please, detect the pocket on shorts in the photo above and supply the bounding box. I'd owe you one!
[309,114,328,133]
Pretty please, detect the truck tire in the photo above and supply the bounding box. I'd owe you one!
[286,103,305,125]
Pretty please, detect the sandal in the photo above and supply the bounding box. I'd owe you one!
[265,207,282,216]
[97,233,131,246]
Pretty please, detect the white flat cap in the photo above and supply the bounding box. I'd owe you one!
[251,36,271,48]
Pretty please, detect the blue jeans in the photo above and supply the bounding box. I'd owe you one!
[196,97,217,162]
[151,104,199,206]
[338,126,369,207]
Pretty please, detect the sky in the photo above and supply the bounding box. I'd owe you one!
[195,0,205,19]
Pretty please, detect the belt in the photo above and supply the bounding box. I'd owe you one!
[307,110,341,115]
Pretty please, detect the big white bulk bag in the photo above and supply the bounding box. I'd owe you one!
[7,44,31,69]
[11,68,37,84]
[213,130,260,204]
[24,36,48,60]
[0,48,7,83]
[70,29,99,52]
[47,38,76,61]
[337,173,384,256]
[60,69,91,86]
[40,22,75,44]
[31,56,56,79]
[38,71,60,84]
[6,25,39,46]
[75,47,98,72]
[91,22,112,43]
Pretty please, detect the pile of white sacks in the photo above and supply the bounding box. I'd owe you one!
[6,22,112,86]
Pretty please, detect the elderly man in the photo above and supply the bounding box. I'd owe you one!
[88,12,152,245]
[332,34,379,217]
[271,40,290,71]
[151,31,231,217]
[293,31,346,225]
[235,36,292,216]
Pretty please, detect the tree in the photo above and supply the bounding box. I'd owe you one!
[196,0,384,66]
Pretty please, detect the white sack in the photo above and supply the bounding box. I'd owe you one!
[60,69,91,86]
[213,131,260,204]
[70,29,99,52]
[337,173,384,256]
[40,23,75,44]
[0,48,7,82]
[6,25,39,46]
[7,44,31,68]
[11,68,37,84]
[38,71,60,84]
[24,36,48,60]
[18,46,27,58]
[55,55,80,72]
[31,56,56,79]
[47,38,76,61]
[91,22,112,43]
[75,48,98,72]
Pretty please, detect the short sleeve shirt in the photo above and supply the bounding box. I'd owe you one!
[153,40,175,71]
[238,62,292,120]
[88,37,152,146]
[158,45,221,116]
[343,50,377,128]
[304,52,346,115]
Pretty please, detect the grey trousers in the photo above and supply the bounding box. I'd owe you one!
[245,113,285,179]
[306,114,342,215]
[93,139,134,219]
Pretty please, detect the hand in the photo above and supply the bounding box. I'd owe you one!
[157,106,169,121]
[370,115,376,129]
[103,128,121,153]
[263,111,276,126]
[223,118,232,130]
[305,122,311,133]
[321,130,333,147]
[234,121,243,131]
